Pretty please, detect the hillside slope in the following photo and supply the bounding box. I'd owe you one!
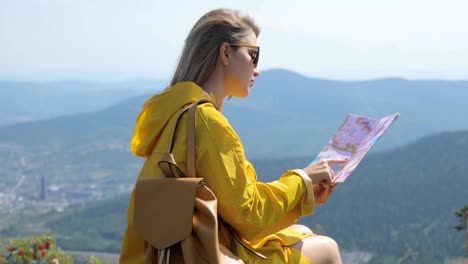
[3,131,466,263]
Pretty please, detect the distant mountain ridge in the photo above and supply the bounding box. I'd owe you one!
[1,69,468,158]
[0,93,149,147]
[0,80,166,126]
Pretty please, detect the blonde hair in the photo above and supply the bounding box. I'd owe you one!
[170,8,260,86]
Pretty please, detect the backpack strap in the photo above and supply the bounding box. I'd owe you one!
[187,99,214,178]
[157,103,192,178]
[158,99,215,178]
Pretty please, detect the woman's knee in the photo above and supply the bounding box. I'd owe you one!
[300,235,340,251]
[291,235,342,264]
[318,235,339,251]
[290,224,313,235]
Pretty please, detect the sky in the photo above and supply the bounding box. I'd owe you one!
[1,0,468,81]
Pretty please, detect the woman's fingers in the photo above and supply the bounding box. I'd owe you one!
[313,183,338,205]
[320,180,338,189]
[319,168,333,182]
[319,159,348,184]
[303,158,348,185]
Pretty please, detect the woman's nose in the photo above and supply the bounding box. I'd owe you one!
[253,68,260,77]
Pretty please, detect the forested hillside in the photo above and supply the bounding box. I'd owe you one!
[2,131,466,263]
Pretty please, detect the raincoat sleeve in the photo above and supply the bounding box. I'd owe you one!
[196,105,315,241]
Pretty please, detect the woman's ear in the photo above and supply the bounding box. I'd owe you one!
[219,42,230,66]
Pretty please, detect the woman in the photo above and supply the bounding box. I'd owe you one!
[120,8,345,264]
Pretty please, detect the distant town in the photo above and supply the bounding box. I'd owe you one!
[0,145,139,229]
[0,174,134,213]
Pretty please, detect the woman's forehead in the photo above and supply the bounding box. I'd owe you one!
[242,30,258,46]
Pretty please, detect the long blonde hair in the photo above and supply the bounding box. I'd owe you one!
[170,8,260,86]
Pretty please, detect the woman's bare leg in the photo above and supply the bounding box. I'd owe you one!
[290,224,314,235]
[290,225,342,264]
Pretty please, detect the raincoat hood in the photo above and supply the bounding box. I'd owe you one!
[131,82,216,158]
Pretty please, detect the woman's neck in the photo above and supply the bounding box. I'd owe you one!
[200,74,227,111]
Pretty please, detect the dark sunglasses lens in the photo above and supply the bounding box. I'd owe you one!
[254,47,260,66]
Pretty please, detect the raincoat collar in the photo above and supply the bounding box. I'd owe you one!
[131,82,217,158]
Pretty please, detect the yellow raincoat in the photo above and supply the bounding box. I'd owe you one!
[120,82,316,263]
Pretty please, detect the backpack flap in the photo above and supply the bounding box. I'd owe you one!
[134,177,202,249]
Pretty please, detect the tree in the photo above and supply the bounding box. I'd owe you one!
[454,204,468,256]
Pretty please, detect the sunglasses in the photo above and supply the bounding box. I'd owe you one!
[229,43,260,67]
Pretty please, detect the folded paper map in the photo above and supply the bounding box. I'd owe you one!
[309,113,400,183]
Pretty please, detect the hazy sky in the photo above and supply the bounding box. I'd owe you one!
[2,0,468,81]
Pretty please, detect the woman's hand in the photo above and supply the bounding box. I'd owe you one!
[302,158,347,205]
[302,159,348,186]
[313,183,337,205]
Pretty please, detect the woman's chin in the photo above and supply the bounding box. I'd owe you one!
[246,84,254,95]
[243,88,251,98]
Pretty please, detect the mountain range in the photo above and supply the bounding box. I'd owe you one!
[0,80,165,126]
[1,69,468,159]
